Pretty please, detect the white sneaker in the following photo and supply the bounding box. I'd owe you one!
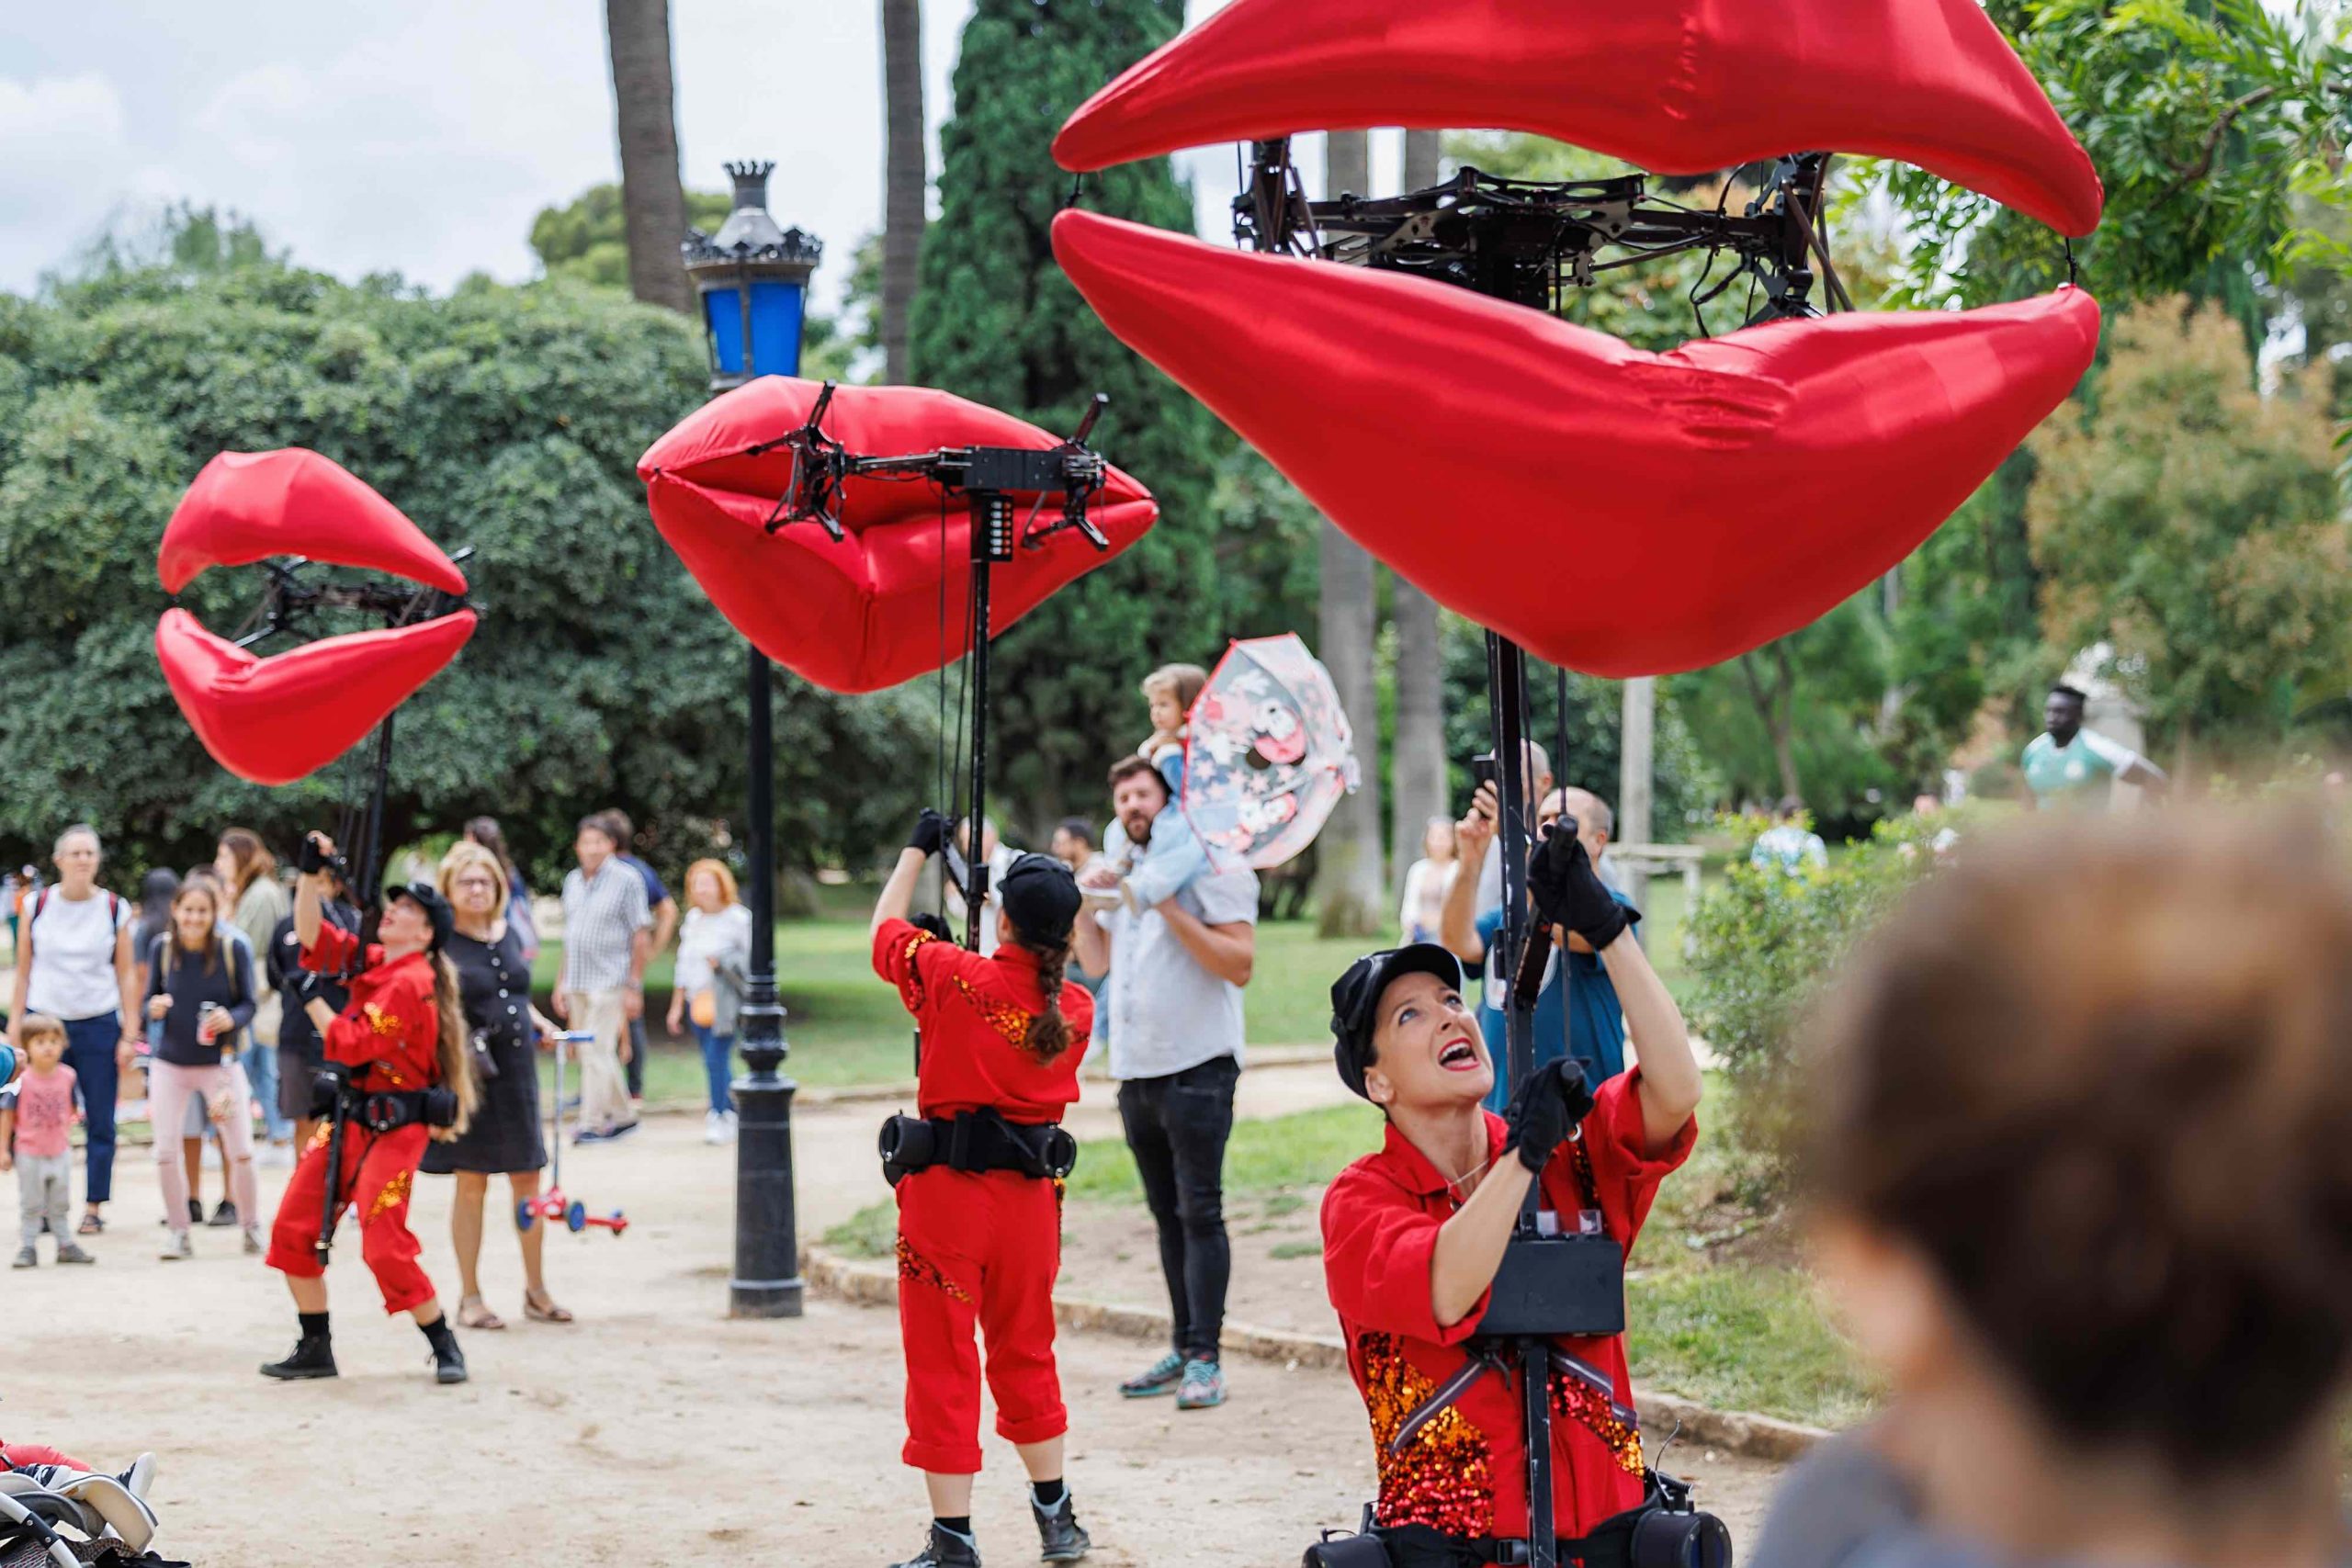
[159,1231,192,1261]
[259,1141,293,1169]
[702,1110,730,1145]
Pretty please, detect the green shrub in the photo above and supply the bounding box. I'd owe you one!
[1684,811,1965,1200]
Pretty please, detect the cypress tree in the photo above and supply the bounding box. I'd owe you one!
[910,0,1228,832]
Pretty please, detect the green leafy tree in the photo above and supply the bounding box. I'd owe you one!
[0,227,933,883]
[909,0,1232,836]
[1874,0,2351,316]
[530,183,730,291]
[2027,296,2350,770]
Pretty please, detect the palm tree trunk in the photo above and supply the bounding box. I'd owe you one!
[1313,130,1387,936]
[1387,127,1450,898]
[879,0,926,383]
[604,0,694,315]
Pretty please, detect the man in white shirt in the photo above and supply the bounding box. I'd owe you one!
[1073,755,1257,1415]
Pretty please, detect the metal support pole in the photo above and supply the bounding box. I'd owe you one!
[962,492,1013,949]
[730,644,803,1318]
[1486,629,1560,1568]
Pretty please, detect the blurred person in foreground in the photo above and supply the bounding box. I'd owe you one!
[1751,808,2352,1568]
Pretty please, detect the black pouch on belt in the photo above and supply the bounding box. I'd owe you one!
[877,1109,1077,1185]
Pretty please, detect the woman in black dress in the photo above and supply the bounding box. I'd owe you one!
[425,842,571,1328]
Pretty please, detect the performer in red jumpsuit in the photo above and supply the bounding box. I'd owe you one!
[1318,826,1705,1566]
[262,831,477,1385]
[869,810,1094,1568]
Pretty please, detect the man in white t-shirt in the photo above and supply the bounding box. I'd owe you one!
[1073,755,1258,1415]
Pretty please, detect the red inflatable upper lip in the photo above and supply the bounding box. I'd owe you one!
[637,378,1159,694]
[160,449,469,596]
[154,448,472,784]
[1054,209,2099,677]
[1053,0,2103,237]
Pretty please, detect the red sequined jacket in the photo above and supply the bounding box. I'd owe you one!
[872,918,1090,1123]
[301,923,442,1093]
[1319,1071,1696,1548]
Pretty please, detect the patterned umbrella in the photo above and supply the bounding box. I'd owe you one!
[1182,633,1359,872]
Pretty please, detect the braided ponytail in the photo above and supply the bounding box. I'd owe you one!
[428,952,481,1141]
[1021,929,1078,1064]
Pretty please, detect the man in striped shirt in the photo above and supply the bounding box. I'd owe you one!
[556,815,650,1143]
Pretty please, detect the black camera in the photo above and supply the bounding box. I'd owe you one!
[295,832,350,880]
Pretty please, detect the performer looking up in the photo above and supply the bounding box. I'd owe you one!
[262,832,479,1387]
[871,810,1095,1568]
[1320,821,1702,1562]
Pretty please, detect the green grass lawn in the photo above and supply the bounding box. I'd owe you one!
[823,1092,1875,1430]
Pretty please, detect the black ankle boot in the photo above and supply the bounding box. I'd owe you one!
[422,1318,468,1385]
[259,1326,337,1382]
[888,1522,980,1568]
[1034,1492,1091,1562]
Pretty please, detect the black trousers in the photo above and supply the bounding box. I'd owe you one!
[627,1015,646,1100]
[1116,1054,1239,1360]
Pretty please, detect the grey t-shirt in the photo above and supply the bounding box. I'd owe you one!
[1096,864,1258,1082]
[1747,1427,1915,1568]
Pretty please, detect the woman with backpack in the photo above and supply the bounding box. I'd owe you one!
[6,825,137,1235]
[143,878,260,1259]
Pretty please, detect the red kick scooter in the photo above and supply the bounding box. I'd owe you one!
[515,1031,628,1237]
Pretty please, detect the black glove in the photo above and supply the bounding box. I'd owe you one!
[909,911,953,942]
[1527,818,1634,952]
[295,833,331,874]
[1503,1058,1596,1174]
[907,808,951,858]
[308,1060,351,1120]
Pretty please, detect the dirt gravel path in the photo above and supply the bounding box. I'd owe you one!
[15,1071,1783,1563]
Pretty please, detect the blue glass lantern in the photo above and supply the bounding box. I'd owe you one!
[682,161,822,392]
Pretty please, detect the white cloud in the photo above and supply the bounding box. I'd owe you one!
[0,73,134,283]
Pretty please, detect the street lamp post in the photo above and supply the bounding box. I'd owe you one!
[683,161,821,1318]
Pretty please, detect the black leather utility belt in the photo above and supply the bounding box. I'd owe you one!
[879,1109,1077,1186]
[347,1087,458,1134]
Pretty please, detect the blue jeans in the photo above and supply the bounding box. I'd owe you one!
[60,1012,119,1205]
[692,1024,734,1116]
[245,1042,293,1143]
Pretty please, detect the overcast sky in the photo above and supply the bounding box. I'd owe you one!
[0,1,1331,310]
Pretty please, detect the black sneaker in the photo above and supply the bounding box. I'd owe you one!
[207,1200,239,1228]
[430,1335,469,1385]
[187,1199,203,1226]
[259,1332,338,1382]
[888,1523,980,1568]
[1034,1495,1091,1562]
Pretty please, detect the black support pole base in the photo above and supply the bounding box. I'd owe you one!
[729,1068,804,1319]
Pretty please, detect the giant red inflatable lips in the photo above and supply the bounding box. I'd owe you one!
[1054,209,2099,678]
[637,378,1158,694]
[1053,0,2103,237]
[154,448,475,785]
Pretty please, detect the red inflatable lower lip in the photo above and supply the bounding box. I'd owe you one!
[155,609,477,786]
[1052,0,2103,237]
[637,378,1159,694]
[1054,209,2099,678]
